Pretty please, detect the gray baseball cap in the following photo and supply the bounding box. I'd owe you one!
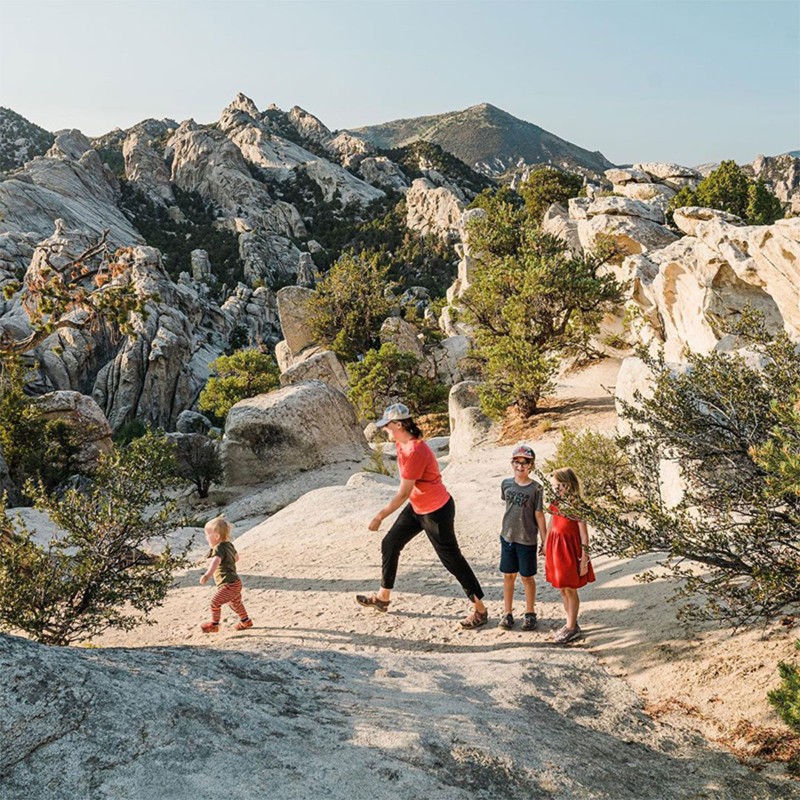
[375,402,412,428]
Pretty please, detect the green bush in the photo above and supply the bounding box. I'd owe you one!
[542,429,632,506]
[518,166,584,224]
[198,349,280,420]
[668,160,784,226]
[461,217,623,418]
[309,252,393,361]
[0,358,81,502]
[172,433,223,499]
[112,418,147,447]
[769,643,800,734]
[347,343,448,422]
[0,431,188,645]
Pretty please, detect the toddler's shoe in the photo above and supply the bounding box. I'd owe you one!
[521,612,538,631]
[235,618,253,631]
[201,621,219,633]
[499,613,514,630]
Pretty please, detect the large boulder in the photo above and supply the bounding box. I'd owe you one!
[34,391,113,471]
[577,213,678,257]
[542,202,582,254]
[447,381,494,461]
[276,286,318,358]
[428,335,470,385]
[634,162,701,190]
[585,196,666,224]
[280,350,349,394]
[221,381,368,486]
[380,317,425,359]
[176,410,214,435]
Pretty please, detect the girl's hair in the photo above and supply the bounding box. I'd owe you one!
[205,516,232,541]
[552,467,582,498]
[397,417,423,439]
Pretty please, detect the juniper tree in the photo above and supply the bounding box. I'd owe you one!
[0,431,188,645]
[580,316,800,625]
[461,216,623,418]
[198,349,280,420]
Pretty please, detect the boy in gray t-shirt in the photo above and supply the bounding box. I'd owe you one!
[498,445,546,631]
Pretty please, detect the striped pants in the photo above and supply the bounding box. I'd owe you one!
[210,579,248,623]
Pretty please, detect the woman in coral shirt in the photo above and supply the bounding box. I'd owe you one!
[356,403,488,628]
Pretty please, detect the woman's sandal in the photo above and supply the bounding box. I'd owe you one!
[460,609,489,629]
[355,593,390,612]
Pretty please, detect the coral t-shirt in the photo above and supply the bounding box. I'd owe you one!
[396,438,450,514]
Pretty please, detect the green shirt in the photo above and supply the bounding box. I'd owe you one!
[206,541,239,585]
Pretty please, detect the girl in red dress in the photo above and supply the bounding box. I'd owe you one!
[543,467,595,644]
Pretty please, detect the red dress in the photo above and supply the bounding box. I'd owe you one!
[545,504,596,589]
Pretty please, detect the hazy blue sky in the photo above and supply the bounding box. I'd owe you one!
[1,0,798,166]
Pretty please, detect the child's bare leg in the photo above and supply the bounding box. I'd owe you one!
[559,588,569,622]
[520,576,536,613]
[503,572,517,614]
[563,588,579,628]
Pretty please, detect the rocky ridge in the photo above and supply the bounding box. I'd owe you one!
[0,107,54,176]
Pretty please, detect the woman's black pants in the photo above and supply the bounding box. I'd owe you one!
[380,497,484,600]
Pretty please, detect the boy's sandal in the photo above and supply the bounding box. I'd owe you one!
[460,609,489,629]
[356,593,390,612]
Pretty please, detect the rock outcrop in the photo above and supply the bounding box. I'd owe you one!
[0,130,142,248]
[405,178,464,239]
[5,227,280,432]
[448,381,494,460]
[276,286,318,358]
[749,153,800,215]
[279,350,349,394]
[221,380,368,486]
[616,211,800,361]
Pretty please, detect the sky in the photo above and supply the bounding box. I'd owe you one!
[0,0,798,166]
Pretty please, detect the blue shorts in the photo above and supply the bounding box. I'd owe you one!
[499,536,538,577]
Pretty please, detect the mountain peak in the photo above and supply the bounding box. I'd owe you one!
[349,104,612,176]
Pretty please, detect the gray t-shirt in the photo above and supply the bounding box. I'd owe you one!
[500,477,544,545]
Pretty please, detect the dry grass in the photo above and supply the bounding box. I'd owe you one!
[644,698,800,777]
[417,412,450,438]
[721,721,800,776]
[497,406,558,445]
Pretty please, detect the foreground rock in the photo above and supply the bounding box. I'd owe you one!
[221,380,368,485]
[2,630,789,800]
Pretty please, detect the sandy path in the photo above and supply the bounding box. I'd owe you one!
[84,435,797,798]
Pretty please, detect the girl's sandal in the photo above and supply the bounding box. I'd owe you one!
[356,593,390,612]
